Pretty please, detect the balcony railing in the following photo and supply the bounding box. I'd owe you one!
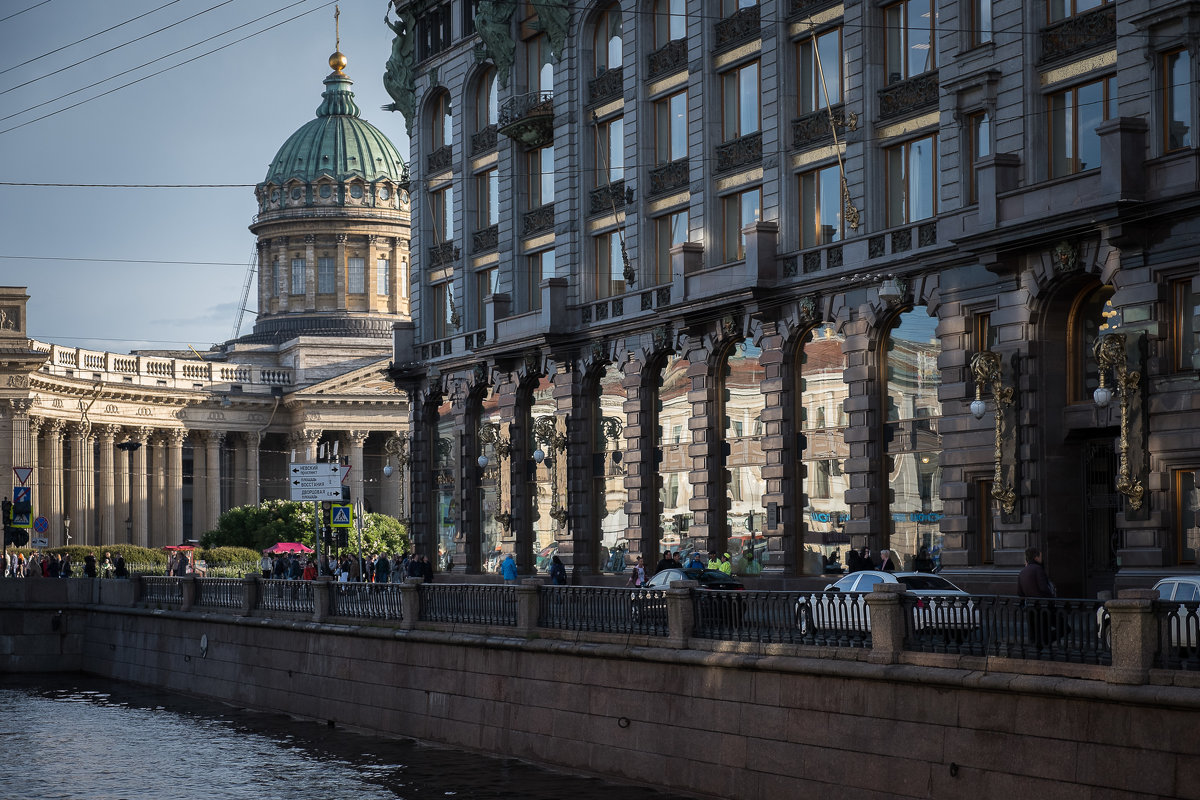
[878,71,939,121]
[1041,4,1116,65]
[716,131,762,174]
[498,91,555,148]
[648,158,689,198]
[587,65,623,106]
[647,38,687,80]
[714,5,760,52]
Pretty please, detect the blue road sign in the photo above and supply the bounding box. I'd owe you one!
[330,503,353,528]
[33,516,48,534]
[13,486,30,505]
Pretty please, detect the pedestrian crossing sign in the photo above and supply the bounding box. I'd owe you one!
[330,503,353,528]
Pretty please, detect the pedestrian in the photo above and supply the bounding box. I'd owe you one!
[686,551,704,570]
[913,545,934,573]
[549,554,567,585]
[102,552,114,578]
[301,559,317,581]
[878,549,896,572]
[47,554,61,579]
[84,552,97,578]
[60,554,72,578]
[1017,547,1057,647]
[739,550,763,576]
[500,553,518,584]
[705,551,721,570]
[113,555,128,579]
[26,554,42,579]
[655,550,675,573]
[859,548,876,571]
[626,555,646,587]
[374,552,390,584]
[260,552,272,579]
[718,553,733,576]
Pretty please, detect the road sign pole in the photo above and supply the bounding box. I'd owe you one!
[313,501,322,576]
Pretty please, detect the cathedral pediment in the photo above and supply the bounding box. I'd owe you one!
[290,358,403,399]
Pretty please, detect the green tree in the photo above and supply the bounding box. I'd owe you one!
[200,500,317,553]
[356,513,410,555]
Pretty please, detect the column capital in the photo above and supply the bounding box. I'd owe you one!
[166,428,188,446]
[28,415,44,436]
[96,424,121,443]
[68,421,94,441]
[197,429,226,446]
[348,429,370,445]
[241,429,263,446]
[4,398,33,416]
[294,428,323,445]
[128,426,153,444]
[44,418,66,438]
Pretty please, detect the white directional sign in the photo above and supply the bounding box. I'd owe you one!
[290,485,345,501]
[288,464,345,500]
[289,463,341,477]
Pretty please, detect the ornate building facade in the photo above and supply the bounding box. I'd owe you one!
[0,49,413,549]
[386,0,1199,595]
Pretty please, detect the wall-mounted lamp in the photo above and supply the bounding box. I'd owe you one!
[477,422,510,464]
[477,454,489,469]
[970,350,1016,515]
[1093,333,1144,509]
[532,448,545,464]
[382,463,393,478]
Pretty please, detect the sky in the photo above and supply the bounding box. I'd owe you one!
[0,0,408,353]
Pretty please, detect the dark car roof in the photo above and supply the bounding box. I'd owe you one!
[648,567,743,589]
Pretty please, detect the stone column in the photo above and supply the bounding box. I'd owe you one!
[115,430,131,543]
[366,235,379,312]
[206,431,224,530]
[275,238,289,313]
[191,434,208,535]
[96,425,118,544]
[304,233,317,311]
[44,420,65,544]
[335,233,348,310]
[348,430,368,506]
[230,439,246,507]
[299,428,322,463]
[243,431,261,506]
[167,429,186,545]
[68,423,94,547]
[151,433,167,546]
[130,427,151,547]
[26,416,41,519]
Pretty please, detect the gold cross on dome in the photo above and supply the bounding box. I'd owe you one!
[335,5,340,51]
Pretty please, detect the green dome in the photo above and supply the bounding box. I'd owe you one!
[261,64,406,189]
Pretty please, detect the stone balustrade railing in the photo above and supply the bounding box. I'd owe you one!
[32,340,293,393]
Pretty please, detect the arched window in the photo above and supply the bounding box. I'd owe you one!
[475,66,498,131]
[434,397,458,572]
[798,324,849,566]
[431,90,453,151]
[653,0,686,49]
[593,5,623,75]
[723,338,766,566]
[594,363,629,572]
[657,355,693,558]
[475,391,502,573]
[883,308,942,570]
[527,377,556,573]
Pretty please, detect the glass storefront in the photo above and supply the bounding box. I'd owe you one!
[884,308,943,570]
[478,394,502,573]
[433,399,457,571]
[723,338,766,567]
[657,355,695,558]
[528,377,556,573]
[596,362,628,573]
[799,323,850,570]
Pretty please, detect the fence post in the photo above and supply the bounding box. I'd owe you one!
[240,576,257,616]
[1106,588,1158,685]
[180,576,196,612]
[312,577,332,623]
[866,584,907,664]
[399,580,419,630]
[667,580,698,648]
[131,575,144,606]
[517,578,543,634]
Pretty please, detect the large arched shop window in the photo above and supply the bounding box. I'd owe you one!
[722,338,766,566]
[527,376,555,572]
[884,308,943,570]
[477,391,502,573]
[798,323,850,568]
[595,362,628,572]
[657,354,694,557]
[433,397,457,571]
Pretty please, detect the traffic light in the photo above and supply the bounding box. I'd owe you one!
[336,530,349,549]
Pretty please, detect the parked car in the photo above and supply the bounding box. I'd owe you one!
[632,568,744,625]
[797,571,978,635]
[1097,576,1200,649]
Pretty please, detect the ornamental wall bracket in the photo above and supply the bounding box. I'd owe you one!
[1093,333,1145,510]
[478,421,511,461]
[969,350,1017,516]
[494,511,513,532]
[797,295,819,324]
[531,415,567,455]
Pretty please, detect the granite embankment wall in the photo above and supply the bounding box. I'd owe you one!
[1,579,1198,800]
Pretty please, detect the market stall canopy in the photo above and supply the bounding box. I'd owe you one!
[264,542,314,554]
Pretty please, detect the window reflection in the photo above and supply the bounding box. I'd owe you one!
[724,339,766,567]
[596,363,629,572]
[435,399,459,572]
[657,356,694,558]
[800,323,850,568]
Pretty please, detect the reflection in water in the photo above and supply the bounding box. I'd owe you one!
[0,675,688,800]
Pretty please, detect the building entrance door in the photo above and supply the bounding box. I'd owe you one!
[1082,439,1119,598]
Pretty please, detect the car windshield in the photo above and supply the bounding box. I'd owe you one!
[898,575,960,591]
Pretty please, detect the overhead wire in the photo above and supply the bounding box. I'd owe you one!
[0,0,51,26]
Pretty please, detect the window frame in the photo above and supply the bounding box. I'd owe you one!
[796,26,842,116]
[290,257,306,295]
[966,110,992,204]
[528,145,555,208]
[474,266,497,329]
[377,258,391,296]
[1047,75,1115,178]
[884,133,937,227]
[475,66,499,131]
[1175,467,1199,565]
[653,0,686,48]
[593,230,626,300]
[969,0,992,47]
[592,4,623,76]
[1171,277,1197,373]
[722,186,762,262]
[653,210,687,287]
[432,91,453,151]
[593,114,625,186]
[885,0,937,85]
[347,257,365,295]
[798,163,843,249]
[477,168,499,229]
[1048,0,1109,24]
[1162,47,1193,154]
[721,60,761,142]
[430,184,455,244]
[654,90,688,164]
[317,256,336,295]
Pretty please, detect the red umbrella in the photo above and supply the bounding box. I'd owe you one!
[263,542,314,555]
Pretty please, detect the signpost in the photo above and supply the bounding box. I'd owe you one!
[330,503,353,528]
[288,463,344,502]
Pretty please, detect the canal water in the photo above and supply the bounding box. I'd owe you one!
[0,674,692,800]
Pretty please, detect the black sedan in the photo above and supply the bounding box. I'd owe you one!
[645,567,745,590]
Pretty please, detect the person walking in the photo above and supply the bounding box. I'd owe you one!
[878,549,897,572]
[626,556,646,587]
[83,552,97,578]
[1017,547,1057,648]
[500,553,518,584]
[548,555,567,586]
[260,553,272,579]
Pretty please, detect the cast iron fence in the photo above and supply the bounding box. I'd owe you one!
[140,576,183,607]
[418,584,517,626]
[256,579,315,615]
[194,578,243,610]
[1153,599,1200,670]
[330,582,404,620]
[539,586,669,637]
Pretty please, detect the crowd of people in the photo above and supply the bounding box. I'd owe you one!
[258,551,439,584]
[1,550,128,579]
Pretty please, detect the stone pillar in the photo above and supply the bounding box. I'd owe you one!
[622,352,652,566]
[1106,588,1159,685]
[756,319,797,575]
[205,431,224,533]
[841,312,883,552]
[191,434,208,536]
[516,578,542,635]
[96,425,118,544]
[25,415,41,507]
[68,423,94,547]
[665,579,698,648]
[44,420,65,544]
[275,238,289,313]
[243,431,261,507]
[304,234,317,311]
[115,429,131,544]
[335,233,347,310]
[166,429,186,545]
[300,428,322,463]
[130,427,151,548]
[865,583,907,664]
[348,430,368,506]
[151,433,167,547]
[366,235,379,312]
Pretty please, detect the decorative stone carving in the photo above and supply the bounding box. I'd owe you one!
[1052,240,1079,273]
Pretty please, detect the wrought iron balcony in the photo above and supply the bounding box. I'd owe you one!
[649,158,689,197]
[1041,5,1116,65]
[792,104,857,150]
[427,240,459,269]
[427,145,453,174]
[498,91,555,148]
[647,39,687,80]
[878,72,939,121]
[716,131,762,174]
[714,5,760,52]
[589,179,630,216]
[473,224,498,253]
[588,65,623,106]
[471,124,498,156]
[522,203,555,236]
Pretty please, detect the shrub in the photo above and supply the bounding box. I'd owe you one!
[200,500,316,552]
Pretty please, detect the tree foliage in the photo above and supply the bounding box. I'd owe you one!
[200,500,316,553]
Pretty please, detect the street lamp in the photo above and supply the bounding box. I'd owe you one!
[63,515,71,546]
